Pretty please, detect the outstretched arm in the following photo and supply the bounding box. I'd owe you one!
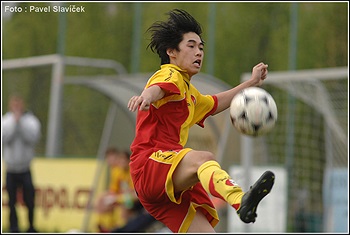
[128,85,165,112]
[213,62,268,115]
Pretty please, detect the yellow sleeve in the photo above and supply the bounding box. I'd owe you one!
[190,84,218,127]
[146,68,186,109]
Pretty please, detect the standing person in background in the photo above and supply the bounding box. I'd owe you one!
[2,94,41,233]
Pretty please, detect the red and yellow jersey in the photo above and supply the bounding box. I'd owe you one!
[130,64,218,182]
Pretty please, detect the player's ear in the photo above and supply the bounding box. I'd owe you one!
[167,48,176,58]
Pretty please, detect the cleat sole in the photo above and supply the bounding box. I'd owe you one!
[237,171,275,223]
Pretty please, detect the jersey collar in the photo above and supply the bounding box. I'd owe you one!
[161,64,191,83]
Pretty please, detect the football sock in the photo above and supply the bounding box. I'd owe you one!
[197,160,244,210]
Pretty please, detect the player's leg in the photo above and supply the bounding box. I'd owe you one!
[135,149,219,233]
[173,150,275,223]
[172,150,214,192]
[173,150,244,209]
[187,210,216,233]
[196,158,275,223]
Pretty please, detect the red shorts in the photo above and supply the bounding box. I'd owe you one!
[132,148,219,232]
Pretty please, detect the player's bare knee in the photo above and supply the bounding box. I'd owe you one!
[197,151,216,166]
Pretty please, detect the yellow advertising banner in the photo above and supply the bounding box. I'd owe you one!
[1,158,108,233]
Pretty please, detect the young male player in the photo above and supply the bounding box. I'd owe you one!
[127,9,275,233]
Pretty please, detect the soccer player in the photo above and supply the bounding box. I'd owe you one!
[127,9,275,233]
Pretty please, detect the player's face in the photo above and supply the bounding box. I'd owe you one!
[168,32,204,77]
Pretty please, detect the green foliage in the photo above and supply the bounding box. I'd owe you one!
[3,2,57,57]
[2,2,348,157]
[298,3,348,68]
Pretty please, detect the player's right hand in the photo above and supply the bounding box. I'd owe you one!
[128,96,151,112]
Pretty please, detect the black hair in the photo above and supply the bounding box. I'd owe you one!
[146,9,203,65]
[121,150,131,160]
[105,147,119,158]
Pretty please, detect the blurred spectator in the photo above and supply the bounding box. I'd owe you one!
[2,94,41,233]
[95,147,140,231]
[95,147,158,233]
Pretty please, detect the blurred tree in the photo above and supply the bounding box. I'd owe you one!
[297,3,348,68]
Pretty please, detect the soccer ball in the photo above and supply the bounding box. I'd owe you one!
[230,87,277,137]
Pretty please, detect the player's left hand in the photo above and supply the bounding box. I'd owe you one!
[251,62,268,86]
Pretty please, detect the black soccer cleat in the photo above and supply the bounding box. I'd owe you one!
[237,170,275,223]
